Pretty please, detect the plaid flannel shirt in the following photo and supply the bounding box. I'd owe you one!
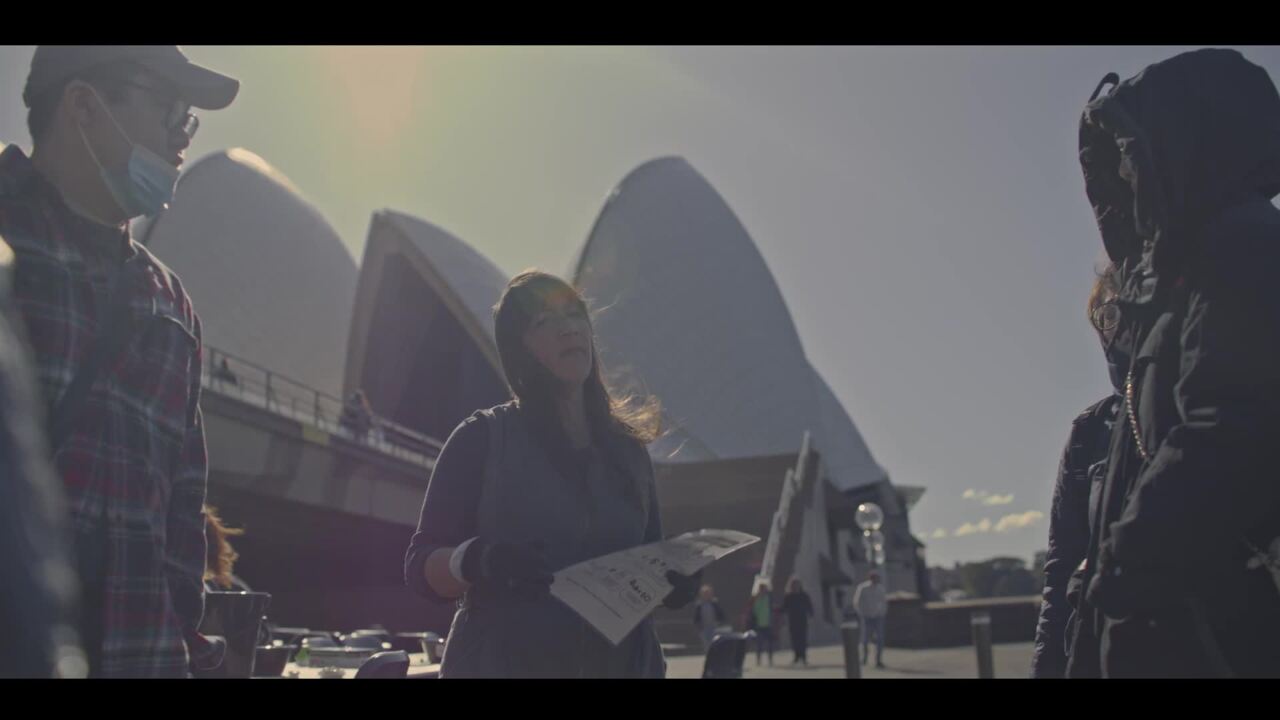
[0,145,207,678]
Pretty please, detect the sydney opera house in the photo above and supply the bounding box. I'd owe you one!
[137,148,929,646]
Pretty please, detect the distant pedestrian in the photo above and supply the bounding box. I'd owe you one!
[782,576,814,665]
[747,580,775,666]
[853,571,887,668]
[692,583,726,650]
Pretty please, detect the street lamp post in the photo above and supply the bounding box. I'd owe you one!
[842,502,886,678]
[855,502,885,569]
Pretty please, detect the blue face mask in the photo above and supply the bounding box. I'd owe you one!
[78,89,180,219]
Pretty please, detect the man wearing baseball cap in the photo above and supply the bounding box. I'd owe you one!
[0,46,238,677]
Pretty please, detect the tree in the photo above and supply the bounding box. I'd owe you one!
[956,556,1037,598]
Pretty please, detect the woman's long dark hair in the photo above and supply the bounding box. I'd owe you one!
[493,270,661,505]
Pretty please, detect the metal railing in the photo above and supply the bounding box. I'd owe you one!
[756,430,812,589]
[200,345,443,469]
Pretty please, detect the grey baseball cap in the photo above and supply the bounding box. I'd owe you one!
[23,45,239,110]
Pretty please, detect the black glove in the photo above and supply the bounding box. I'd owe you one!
[460,539,554,597]
[663,569,702,609]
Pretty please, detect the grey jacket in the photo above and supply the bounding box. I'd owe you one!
[438,402,666,678]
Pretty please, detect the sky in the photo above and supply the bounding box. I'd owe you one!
[3,45,1277,567]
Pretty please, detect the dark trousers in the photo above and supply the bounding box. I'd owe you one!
[789,618,809,662]
[753,625,774,664]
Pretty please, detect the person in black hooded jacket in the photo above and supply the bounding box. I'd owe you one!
[1031,265,1123,678]
[1068,48,1280,678]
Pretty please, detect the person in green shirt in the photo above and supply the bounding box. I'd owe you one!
[747,580,776,666]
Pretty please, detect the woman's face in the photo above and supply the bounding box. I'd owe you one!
[522,287,594,391]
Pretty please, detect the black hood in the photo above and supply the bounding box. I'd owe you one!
[1079,49,1280,272]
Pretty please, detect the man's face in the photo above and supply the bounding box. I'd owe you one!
[76,70,194,174]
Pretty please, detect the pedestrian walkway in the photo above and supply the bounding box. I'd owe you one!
[664,641,1034,679]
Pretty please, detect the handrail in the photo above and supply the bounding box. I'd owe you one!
[756,430,812,590]
[200,344,444,467]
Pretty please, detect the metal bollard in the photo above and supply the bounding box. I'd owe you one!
[971,610,994,679]
[840,619,861,679]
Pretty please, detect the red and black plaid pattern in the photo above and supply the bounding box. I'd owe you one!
[0,145,208,678]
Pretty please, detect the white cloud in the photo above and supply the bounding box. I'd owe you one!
[995,510,1046,533]
[964,489,1002,503]
[954,518,993,537]
[930,528,949,540]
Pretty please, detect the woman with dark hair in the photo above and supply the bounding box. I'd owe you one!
[782,576,814,666]
[1031,263,1124,678]
[404,270,700,678]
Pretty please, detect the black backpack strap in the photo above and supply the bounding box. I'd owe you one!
[46,259,139,452]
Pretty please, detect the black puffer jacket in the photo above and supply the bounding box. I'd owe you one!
[1032,394,1119,678]
[1070,48,1280,678]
